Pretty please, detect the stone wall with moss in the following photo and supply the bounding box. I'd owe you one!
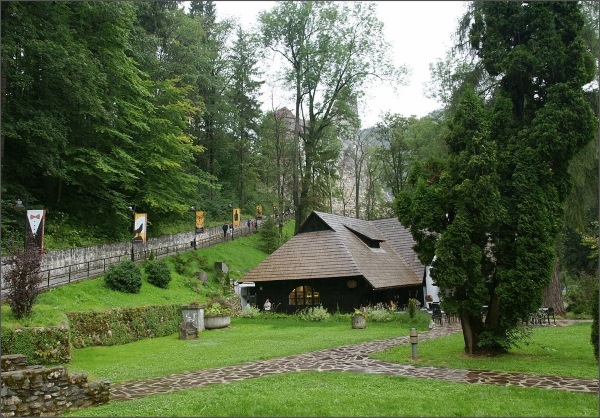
[1,354,109,417]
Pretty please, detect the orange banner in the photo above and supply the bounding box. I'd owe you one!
[133,213,147,244]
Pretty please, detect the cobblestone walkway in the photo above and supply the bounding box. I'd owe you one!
[110,320,598,401]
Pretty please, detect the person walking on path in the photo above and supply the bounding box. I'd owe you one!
[222,224,228,240]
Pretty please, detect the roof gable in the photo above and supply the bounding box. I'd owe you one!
[297,212,333,233]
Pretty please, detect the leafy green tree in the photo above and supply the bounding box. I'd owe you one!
[374,114,418,201]
[2,2,151,239]
[188,3,235,203]
[259,1,407,230]
[227,26,264,208]
[259,216,280,254]
[256,109,297,213]
[399,2,597,354]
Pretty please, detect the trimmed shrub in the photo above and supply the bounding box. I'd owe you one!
[104,260,142,293]
[240,305,261,318]
[297,305,331,321]
[408,298,418,318]
[145,259,171,289]
[66,304,181,348]
[368,307,394,322]
[1,325,71,365]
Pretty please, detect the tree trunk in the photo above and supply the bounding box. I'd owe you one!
[543,257,565,315]
[293,84,302,232]
[460,309,485,354]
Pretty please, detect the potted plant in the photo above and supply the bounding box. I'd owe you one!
[351,308,367,329]
[203,299,232,329]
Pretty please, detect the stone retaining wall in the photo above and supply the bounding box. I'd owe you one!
[1,354,109,417]
[40,225,225,271]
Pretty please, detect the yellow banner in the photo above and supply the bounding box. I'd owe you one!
[256,204,263,219]
[195,210,205,232]
[232,208,241,227]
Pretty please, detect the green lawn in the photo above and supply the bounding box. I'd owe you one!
[66,372,598,417]
[66,316,430,383]
[373,321,598,379]
[62,319,599,417]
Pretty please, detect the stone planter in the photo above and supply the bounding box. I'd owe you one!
[351,315,367,329]
[182,305,205,331]
[204,315,231,330]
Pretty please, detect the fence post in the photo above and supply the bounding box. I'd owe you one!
[68,265,72,283]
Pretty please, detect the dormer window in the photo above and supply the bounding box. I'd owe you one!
[344,225,384,249]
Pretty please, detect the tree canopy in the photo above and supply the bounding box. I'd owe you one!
[398,1,597,354]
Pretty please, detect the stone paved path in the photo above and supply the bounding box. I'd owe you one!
[110,320,598,401]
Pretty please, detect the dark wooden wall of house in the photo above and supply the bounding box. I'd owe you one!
[254,278,422,314]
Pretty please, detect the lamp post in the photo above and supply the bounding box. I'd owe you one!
[190,206,197,250]
[128,205,135,261]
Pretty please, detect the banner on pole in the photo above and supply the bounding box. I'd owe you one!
[195,210,205,233]
[133,213,147,244]
[27,209,46,253]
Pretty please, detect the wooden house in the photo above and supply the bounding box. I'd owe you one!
[240,211,427,313]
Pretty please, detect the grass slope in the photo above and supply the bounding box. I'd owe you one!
[1,224,286,327]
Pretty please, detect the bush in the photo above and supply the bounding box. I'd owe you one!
[408,298,418,318]
[67,305,181,348]
[1,325,71,365]
[296,305,331,321]
[4,243,43,319]
[368,307,394,322]
[240,305,262,318]
[566,272,596,315]
[145,259,171,289]
[104,260,142,293]
[172,254,187,275]
[591,281,598,362]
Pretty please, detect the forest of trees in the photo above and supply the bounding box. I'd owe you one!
[1,1,597,350]
[0,0,411,247]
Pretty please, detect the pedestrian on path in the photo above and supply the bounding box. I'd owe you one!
[222,224,228,240]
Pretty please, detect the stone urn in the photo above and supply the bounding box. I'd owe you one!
[351,314,367,329]
[204,314,231,330]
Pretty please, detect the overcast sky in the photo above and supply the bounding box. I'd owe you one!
[214,1,468,128]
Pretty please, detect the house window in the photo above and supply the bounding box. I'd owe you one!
[288,285,320,306]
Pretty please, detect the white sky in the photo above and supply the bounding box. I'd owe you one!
[214,1,468,128]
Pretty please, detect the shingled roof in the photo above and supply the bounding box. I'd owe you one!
[241,211,423,289]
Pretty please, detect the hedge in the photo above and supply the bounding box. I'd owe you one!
[66,304,182,348]
[1,325,71,365]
